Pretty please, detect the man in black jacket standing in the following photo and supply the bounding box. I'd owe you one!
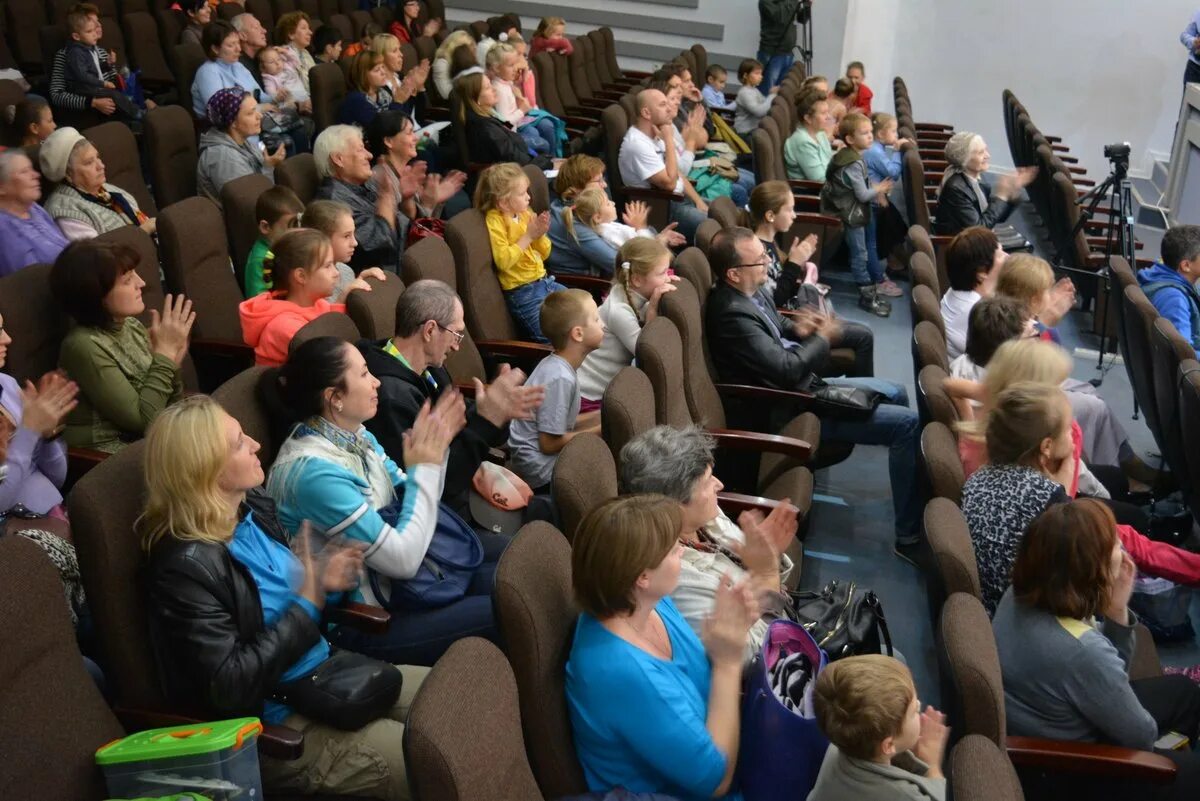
[705,227,922,560]
[758,0,801,94]
[358,279,544,519]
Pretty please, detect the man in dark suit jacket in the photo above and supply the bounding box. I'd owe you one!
[705,227,922,559]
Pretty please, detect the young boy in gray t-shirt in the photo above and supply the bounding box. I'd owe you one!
[507,289,605,491]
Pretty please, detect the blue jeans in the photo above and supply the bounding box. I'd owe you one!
[329,533,509,666]
[518,117,557,156]
[757,51,795,95]
[670,199,709,244]
[504,274,569,344]
[818,377,920,542]
[729,167,756,207]
[845,213,884,287]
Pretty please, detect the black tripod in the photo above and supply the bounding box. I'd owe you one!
[793,0,814,74]
[1062,153,1136,374]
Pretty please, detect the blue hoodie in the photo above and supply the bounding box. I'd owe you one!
[1137,262,1200,354]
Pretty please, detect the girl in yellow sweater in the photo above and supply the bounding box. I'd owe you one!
[475,163,565,343]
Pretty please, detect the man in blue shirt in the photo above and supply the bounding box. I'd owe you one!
[1181,9,1200,85]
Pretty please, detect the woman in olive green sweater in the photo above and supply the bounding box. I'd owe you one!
[50,240,194,453]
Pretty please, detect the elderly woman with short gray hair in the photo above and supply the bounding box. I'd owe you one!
[312,124,409,273]
[618,424,800,663]
[40,127,155,241]
[934,131,1036,236]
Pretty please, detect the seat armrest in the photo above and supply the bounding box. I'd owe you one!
[327,601,390,634]
[1074,177,1097,187]
[922,158,949,169]
[706,426,812,461]
[930,234,955,248]
[259,724,305,760]
[1006,735,1178,783]
[453,381,477,398]
[715,382,815,405]
[555,272,612,296]
[716,491,785,518]
[115,707,305,761]
[67,446,109,487]
[624,186,685,203]
[1044,134,1063,143]
[619,69,653,79]
[1059,154,1080,164]
[923,171,945,184]
[787,179,824,194]
[562,113,601,128]
[474,338,554,360]
[190,337,255,362]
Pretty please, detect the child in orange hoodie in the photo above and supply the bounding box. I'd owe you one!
[239,228,369,366]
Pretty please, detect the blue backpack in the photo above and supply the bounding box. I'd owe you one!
[368,500,484,609]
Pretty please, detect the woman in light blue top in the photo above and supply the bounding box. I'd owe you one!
[192,20,265,117]
[565,494,758,801]
[262,336,508,666]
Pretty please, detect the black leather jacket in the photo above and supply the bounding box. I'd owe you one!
[145,489,324,721]
[934,172,1014,235]
[464,107,554,169]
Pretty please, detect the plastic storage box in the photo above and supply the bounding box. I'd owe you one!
[96,717,264,800]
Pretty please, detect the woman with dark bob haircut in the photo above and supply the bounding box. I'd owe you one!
[565,494,758,799]
[994,498,1200,796]
[50,240,193,452]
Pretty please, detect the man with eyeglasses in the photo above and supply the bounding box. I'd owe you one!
[359,279,545,520]
[705,227,923,563]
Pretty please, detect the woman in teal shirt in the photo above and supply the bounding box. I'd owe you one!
[565,495,758,800]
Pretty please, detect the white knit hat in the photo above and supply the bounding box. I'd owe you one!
[38,126,86,183]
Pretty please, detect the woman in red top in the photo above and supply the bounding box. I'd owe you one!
[388,0,440,44]
[846,61,873,115]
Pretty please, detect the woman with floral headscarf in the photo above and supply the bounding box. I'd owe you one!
[934,130,1037,235]
[197,87,287,205]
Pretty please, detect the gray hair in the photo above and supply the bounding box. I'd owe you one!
[1162,225,1200,271]
[394,279,460,338]
[619,425,715,503]
[313,124,362,180]
[0,149,31,185]
[230,12,255,32]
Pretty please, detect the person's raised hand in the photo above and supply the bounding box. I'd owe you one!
[298,99,313,115]
[644,273,681,322]
[1045,276,1076,322]
[913,706,950,777]
[623,200,650,230]
[812,311,842,343]
[295,522,327,609]
[1014,165,1038,187]
[788,233,818,265]
[474,364,544,427]
[895,137,913,150]
[740,500,798,560]
[438,170,467,202]
[655,222,686,247]
[148,294,195,365]
[703,576,760,668]
[734,509,782,585]
[338,277,373,301]
[694,196,709,214]
[1106,548,1137,624]
[528,210,551,239]
[21,371,79,439]
[320,540,367,593]
[657,122,674,143]
[399,162,426,199]
[359,267,388,282]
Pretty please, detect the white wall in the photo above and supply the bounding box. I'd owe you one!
[842,0,1197,179]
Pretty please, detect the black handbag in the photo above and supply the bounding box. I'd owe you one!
[273,648,403,730]
[806,377,884,420]
[788,580,893,661]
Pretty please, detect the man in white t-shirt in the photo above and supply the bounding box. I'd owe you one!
[617,88,709,243]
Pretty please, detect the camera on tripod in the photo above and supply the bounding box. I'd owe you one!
[1104,142,1131,164]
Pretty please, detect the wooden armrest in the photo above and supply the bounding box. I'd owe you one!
[67,446,109,487]
[715,382,815,404]
[1068,165,1088,175]
[1045,134,1063,143]
[794,211,844,227]
[424,106,450,122]
[1006,735,1178,783]
[620,69,653,79]
[1058,154,1079,164]
[787,179,824,194]
[930,234,954,248]
[575,97,609,109]
[1085,252,1108,268]
[453,381,477,398]
[555,272,612,296]
[327,601,390,634]
[259,724,305,760]
[593,90,626,102]
[474,338,553,360]
[717,491,784,518]
[706,426,812,461]
[792,194,822,211]
[562,113,601,128]
[1052,143,1070,153]
[922,159,949,169]
[914,122,954,132]
[923,171,945,184]
[1074,177,1096,187]
[625,186,685,203]
[190,337,255,362]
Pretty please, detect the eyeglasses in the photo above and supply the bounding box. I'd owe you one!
[731,257,770,270]
[437,323,465,345]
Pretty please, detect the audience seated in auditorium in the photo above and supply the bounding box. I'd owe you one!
[749,181,820,307]
[618,425,799,662]
[947,295,1033,387]
[476,162,565,342]
[40,127,156,240]
[576,238,675,404]
[302,199,389,298]
[140,394,429,800]
[702,64,737,113]
[238,228,369,366]
[275,11,317,95]
[456,73,554,170]
[0,314,76,517]
[808,655,947,801]
[506,289,602,491]
[48,3,118,121]
[365,110,470,221]
[357,279,543,520]
[243,186,304,297]
[705,227,920,554]
[941,226,1006,359]
[262,336,508,665]
[933,131,1036,236]
[556,189,683,283]
[370,33,427,121]
[51,241,189,453]
[619,89,708,242]
[784,89,835,181]
[193,20,263,118]
[994,499,1200,797]
[314,124,407,272]
[1138,224,1200,356]
[431,30,475,101]
[566,494,758,799]
[4,95,57,149]
[0,150,69,277]
[197,88,284,205]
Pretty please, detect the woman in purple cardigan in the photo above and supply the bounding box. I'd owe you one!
[0,312,78,520]
[0,150,69,278]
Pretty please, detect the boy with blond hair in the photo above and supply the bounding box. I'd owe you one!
[507,289,604,491]
[808,655,949,801]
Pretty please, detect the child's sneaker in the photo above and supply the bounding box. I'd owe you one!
[876,278,903,297]
[858,286,891,317]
